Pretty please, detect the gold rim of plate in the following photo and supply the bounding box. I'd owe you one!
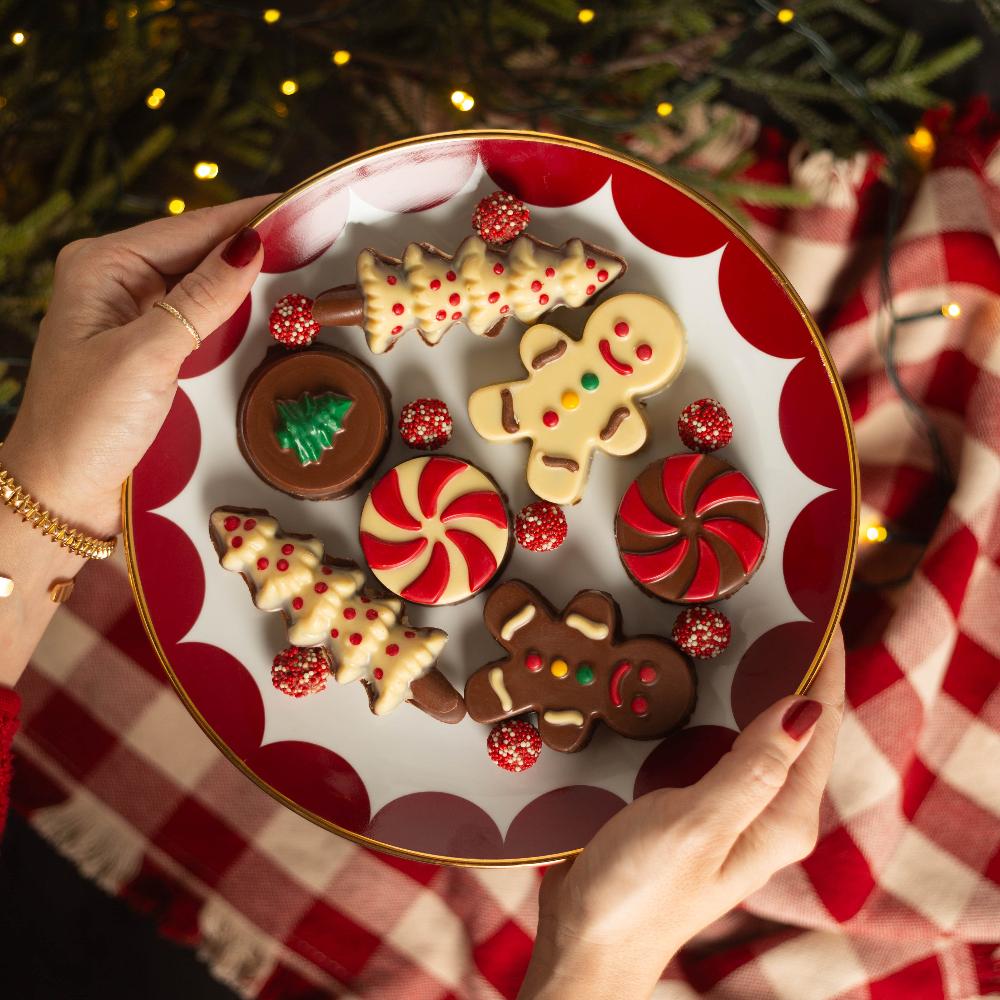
[123,128,860,868]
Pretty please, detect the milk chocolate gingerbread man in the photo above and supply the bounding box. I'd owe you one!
[467,293,686,505]
[465,580,696,752]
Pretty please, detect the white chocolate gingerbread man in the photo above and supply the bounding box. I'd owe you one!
[467,293,686,505]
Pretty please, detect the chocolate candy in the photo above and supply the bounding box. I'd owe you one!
[209,506,465,724]
[615,453,767,603]
[237,345,390,501]
[464,580,696,753]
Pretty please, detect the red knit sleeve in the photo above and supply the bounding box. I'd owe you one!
[0,686,21,841]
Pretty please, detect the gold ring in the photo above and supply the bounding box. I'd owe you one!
[154,300,201,351]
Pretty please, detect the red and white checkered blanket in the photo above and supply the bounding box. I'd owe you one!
[10,107,1000,998]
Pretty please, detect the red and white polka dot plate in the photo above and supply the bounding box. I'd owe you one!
[125,131,858,866]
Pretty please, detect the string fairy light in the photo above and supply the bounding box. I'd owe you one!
[896,301,962,324]
[146,87,166,109]
[10,31,26,45]
[331,49,351,66]
[863,524,889,543]
[577,8,595,23]
[450,89,475,112]
[273,100,289,118]
[656,101,674,118]
[166,198,185,215]
[280,78,298,95]
[262,8,281,24]
[193,161,219,180]
[776,8,795,23]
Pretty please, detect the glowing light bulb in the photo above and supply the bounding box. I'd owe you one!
[193,161,219,180]
[656,101,674,118]
[262,8,281,23]
[776,8,795,23]
[577,7,595,23]
[942,302,961,319]
[332,49,351,66]
[273,100,289,118]
[167,198,186,215]
[146,87,166,109]
[126,4,139,17]
[906,126,935,157]
[10,31,26,45]
[864,524,888,543]
[451,89,475,112]
[280,78,298,95]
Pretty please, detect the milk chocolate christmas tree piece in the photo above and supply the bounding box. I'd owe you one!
[465,581,696,752]
[311,234,626,354]
[468,293,686,505]
[209,507,464,723]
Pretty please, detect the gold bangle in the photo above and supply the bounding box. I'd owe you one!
[0,448,117,560]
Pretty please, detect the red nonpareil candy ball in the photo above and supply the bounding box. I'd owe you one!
[487,720,543,772]
[671,606,732,659]
[397,398,453,451]
[678,398,734,452]
[472,191,530,245]
[269,293,320,348]
[515,501,567,553]
[271,646,331,697]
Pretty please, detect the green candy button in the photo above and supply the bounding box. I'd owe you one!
[575,664,595,685]
[581,372,599,391]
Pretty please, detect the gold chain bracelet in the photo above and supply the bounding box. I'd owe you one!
[0,447,117,560]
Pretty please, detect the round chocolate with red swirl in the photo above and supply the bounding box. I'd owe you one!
[360,455,512,605]
[615,453,766,603]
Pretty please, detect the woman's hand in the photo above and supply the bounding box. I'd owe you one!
[2,196,273,538]
[520,631,846,1000]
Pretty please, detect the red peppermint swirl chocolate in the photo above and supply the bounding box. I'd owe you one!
[615,453,766,603]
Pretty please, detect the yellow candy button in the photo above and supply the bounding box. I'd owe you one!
[550,658,569,677]
[561,390,580,410]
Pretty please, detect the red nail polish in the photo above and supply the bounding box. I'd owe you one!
[781,699,822,741]
[221,227,261,268]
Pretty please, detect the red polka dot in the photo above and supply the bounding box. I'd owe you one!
[322,566,332,575]
[391,325,403,335]
[615,322,629,337]
[543,410,558,428]
[451,311,462,320]
[586,258,596,269]
[386,644,399,656]
[349,633,362,645]
[430,278,441,290]
[446,270,457,281]
[449,292,460,306]
[281,544,294,555]
[639,665,657,683]
[405,630,416,638]
[597,269,608,281]
[392,302,404,315]
[277,559,288,571]
[292,597,304,610]
[631,695,649,716]
[330,628,339,638]
[387,275,397,285]
[436,309,447,321]
[243,518,256,530]
[539,294,549,305]
[344,608,356,620]
[525,652,543,671]
[314,582,328,594]
[223,516,240,531]
[488,291,500,303]
[493,262,504,275]
[373,667,384,680]
[257,557,269,570]
[635,344,652,361]
[500,305,510,314]
[545,267,555,277]
[231,536,243,548]
[586,284,596,295]
[366,609,378,620]
[531,280,542,292]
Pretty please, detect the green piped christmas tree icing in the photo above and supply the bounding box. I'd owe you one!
[275,391,353,465]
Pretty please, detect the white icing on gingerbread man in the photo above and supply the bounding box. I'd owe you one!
[467,293,686,505]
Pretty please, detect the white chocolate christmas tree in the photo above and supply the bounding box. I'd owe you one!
[314,235,626,354]
[210,508,454,718]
